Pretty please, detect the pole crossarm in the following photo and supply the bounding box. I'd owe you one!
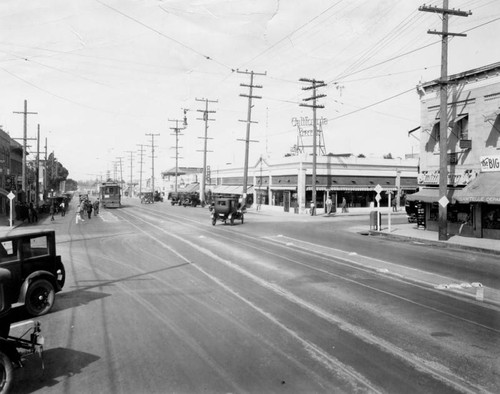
[427,30,467,37]
[418,5,471,17]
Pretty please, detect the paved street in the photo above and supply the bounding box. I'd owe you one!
[6,199,500,393]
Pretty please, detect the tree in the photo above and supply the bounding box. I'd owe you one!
[65,178,78,191]
[46,152,69,191]
[357,153,366,158]
[383,153,393,159]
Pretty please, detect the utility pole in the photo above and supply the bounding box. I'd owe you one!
[44,138,47,198]
[13,100,37,201]
[145,133,159,196]
[36,125,40,207]
[238,69,266,207]
[116,157,124,195]
[126,151,134,197]
[299,78,327,215]
[169,120,184,194]
[137,144,145,198]
[196,97,217,206]
[419,1,471,241]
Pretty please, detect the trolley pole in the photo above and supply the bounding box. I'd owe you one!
[137,144,145,198]
[419,1,471,240]
[145,133,159,197]
[168,120,185,194]
[238,69,266,208]
[13,100,37,201]
[299,78,327,215]
[196,98,217,206]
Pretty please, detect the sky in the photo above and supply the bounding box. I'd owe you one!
[0,0,499,183]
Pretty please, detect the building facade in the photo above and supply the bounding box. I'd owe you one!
[408,62,500,239]
[209,154,418,213]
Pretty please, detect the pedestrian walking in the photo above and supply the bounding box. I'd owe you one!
[60,201,66,217]
[326,196,333,215]
[341,197,348,213]
[86,200,93,219]
[76,203,85,224]
[310,201,315,216]
[29,202,38,223]
[49,204,55,221]
[93,199,100,216]
[392,197,397,212]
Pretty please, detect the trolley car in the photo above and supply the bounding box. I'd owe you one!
[100,181,121,208]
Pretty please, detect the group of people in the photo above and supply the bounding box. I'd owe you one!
[14,202,38,223]
[76,198,100,224]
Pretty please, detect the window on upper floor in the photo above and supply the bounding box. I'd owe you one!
[455,114,469,140]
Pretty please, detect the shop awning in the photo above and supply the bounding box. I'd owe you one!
[178,183,199,193]
[306,186,397,192]
[406,187,458,203]
[211,185,254,195]
[454,172,500,204]
[270,185,297,190]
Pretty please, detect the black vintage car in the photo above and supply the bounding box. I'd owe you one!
[1,267,45,393]
[0,230,65,317]
[211,197,244,225]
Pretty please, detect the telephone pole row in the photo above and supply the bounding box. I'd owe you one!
[238,69,266,208]
[299,78,327,216]
[419,0,471,241]
[195,97,217,206]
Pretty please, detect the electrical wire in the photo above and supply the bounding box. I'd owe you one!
[94,0,235,72]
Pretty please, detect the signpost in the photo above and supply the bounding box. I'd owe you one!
[7,191,15,228]
[374,184,383,230]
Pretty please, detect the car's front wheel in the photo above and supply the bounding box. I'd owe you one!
[25,279,55,317]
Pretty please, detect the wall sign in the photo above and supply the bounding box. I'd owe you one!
[480,155,500,172]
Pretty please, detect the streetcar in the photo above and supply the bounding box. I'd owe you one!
[100,181,121,208]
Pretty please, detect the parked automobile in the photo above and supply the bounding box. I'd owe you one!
[0,267,45,393]
[0,230,65,317]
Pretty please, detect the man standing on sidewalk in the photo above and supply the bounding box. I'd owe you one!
[60,200,66,217]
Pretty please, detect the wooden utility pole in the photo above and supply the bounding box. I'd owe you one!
[196,97,217,206]
[126,151,134,197]
[238,69,266,207]
[116,156,124,195]
[168,120,184,193]
[13,100,37,201]
[145,133,159,196]
[137,144,145,197]
[35,125,40,207]
[299,78,326,215]
[419,1,471,240]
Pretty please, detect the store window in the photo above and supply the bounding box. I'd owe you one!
[483,205,500,229]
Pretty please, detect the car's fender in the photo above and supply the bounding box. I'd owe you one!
[17,271,56,305]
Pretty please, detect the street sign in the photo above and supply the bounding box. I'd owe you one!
[375,194,381,203]
[7,191,15,200]
[439,196,449,208]
[374,184,383,194]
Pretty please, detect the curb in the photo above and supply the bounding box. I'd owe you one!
[368,229,500,256]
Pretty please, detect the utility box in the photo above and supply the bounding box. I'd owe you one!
[370,211,382,230]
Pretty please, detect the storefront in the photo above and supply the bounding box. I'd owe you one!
[455,171,500,239]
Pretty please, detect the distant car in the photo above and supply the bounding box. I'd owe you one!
[0,230,65,317]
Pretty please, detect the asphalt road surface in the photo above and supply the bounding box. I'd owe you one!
[11,198,500,393]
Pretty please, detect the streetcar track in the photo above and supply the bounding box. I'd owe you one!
[113,206,491,394]
[73,221,348,392]
[128,205,500,329]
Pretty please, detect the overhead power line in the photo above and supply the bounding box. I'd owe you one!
[95,0,234,71]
